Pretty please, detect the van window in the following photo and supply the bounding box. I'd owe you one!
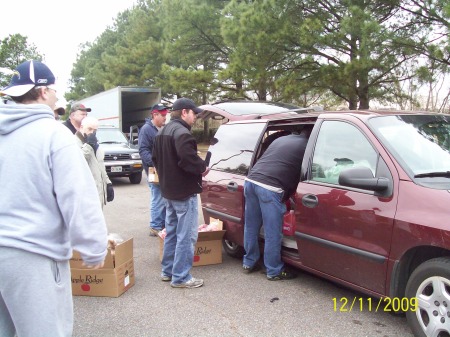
[209,123,265,175]
[311,121,377,184]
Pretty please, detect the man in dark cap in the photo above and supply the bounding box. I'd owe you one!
[138,103,169,236]
[152,97,209,288]
[63,102,91,134]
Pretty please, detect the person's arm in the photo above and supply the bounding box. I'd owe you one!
[175,132,207,175]
[138,126,154,169]
[80,142,95,159]
[97,147,114,202]
[52,137,108,266]
[76,132,96,160]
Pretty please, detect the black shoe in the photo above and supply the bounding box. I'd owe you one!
[243,264,261,274]
[161,274,172,282]
[267,269,297,281]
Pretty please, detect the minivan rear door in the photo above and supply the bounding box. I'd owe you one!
[201,120,267,246]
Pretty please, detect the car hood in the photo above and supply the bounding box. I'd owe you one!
[99,143,138,153]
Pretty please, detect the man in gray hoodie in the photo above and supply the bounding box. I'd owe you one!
[0,60,108,336]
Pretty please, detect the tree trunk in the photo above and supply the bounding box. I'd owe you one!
[358,94,370,110]
[348,99,358,110]
[358,68,370,110]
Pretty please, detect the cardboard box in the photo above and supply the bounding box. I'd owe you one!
[70,238,135,297]
[159,219,226,267]
[147,167,159,184]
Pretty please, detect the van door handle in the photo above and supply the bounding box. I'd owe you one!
[227,181,238,192]
[302,194,318,208]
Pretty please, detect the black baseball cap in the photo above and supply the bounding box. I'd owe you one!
[171,98,204,114]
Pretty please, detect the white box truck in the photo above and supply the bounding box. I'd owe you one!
[78,86,161,184]
[79,86,161,134]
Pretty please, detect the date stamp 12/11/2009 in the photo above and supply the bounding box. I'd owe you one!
[332,297,418,313]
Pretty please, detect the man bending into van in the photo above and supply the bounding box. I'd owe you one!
[243,126,312,280]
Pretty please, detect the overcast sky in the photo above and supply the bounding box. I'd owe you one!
[0,0,137,103]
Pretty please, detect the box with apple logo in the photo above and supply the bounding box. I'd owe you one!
[158,218,226,267]
[70,238,135,297]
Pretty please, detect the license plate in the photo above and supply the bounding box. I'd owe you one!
[111,166,122,173]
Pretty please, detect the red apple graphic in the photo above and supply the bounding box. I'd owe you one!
[193,256,200,262]
[81,283,90,292]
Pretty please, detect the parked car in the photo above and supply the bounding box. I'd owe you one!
[200,102,450,337]
[96,125,143,184]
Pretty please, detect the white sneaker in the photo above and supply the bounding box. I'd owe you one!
[171,277,204,288]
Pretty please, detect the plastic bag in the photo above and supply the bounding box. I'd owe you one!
[282,210,295,236]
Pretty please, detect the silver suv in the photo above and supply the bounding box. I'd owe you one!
[96,126,143,184]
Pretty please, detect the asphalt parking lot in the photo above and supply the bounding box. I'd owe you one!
[72,176,414,337]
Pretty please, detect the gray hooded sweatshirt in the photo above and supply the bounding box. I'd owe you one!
[0,103,107,265]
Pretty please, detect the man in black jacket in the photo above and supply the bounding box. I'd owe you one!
[152,98,209,289]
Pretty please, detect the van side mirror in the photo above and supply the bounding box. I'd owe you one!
[339,167,389,192]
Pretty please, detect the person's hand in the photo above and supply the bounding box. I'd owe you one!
[107,183,114,202]
[82,261,104,269]
[86,133,99,153]
[202,167,210,177]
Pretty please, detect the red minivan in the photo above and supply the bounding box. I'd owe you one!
[200,102,450,337]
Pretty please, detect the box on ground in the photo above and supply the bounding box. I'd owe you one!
[70,238,135,297]
[159,218,226,267]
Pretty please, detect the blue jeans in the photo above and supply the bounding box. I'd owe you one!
[148,182,166,230]
[243,181,286,277]
[161,195,199,284]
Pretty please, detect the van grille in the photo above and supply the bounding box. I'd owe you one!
[104,153,131,161]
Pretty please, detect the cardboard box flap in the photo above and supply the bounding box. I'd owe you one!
[198,230,226,241]
[114,238,134,266]
[103,250,114,268]
[209,217,223,230]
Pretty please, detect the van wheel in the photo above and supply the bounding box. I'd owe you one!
[222,239,245,258]
[129,172,142,184]
[405,257,450,337]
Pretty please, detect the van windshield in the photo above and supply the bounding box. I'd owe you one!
[369,115,450,178]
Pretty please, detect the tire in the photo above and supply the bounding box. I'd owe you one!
[222,239,245,259]
[129,172,142,184]
[405,257,450,337]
